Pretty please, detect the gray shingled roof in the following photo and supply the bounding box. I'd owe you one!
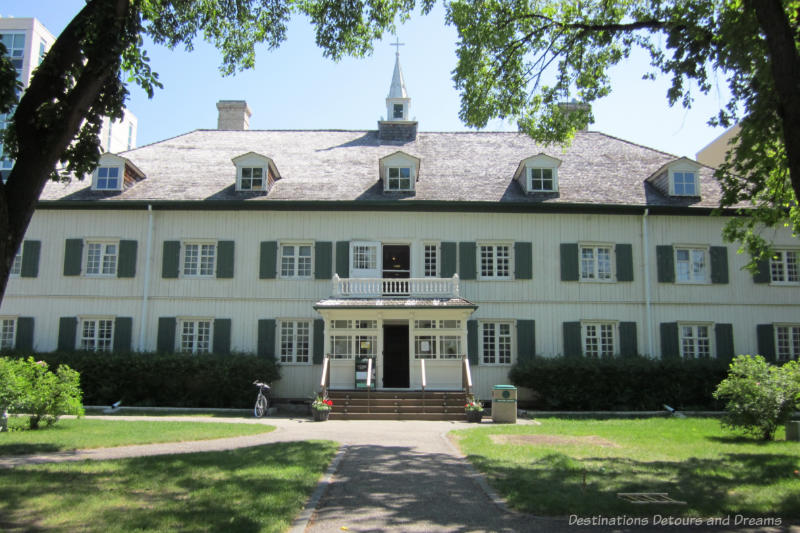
[39,129,723,209]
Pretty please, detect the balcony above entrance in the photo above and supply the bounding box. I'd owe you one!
[331,274,461,298]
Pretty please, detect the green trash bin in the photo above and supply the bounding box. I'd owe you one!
[491,385,517,423]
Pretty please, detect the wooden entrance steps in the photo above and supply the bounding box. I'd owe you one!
[326,390,469,421]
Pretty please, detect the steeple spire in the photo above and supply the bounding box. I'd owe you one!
[385,36,410,121]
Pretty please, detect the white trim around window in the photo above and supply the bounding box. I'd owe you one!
[479,321,513,365]
[280,243,313,279]
[79,317,114,352]
[527,166,557,192]
[85,241,119,277]
[478,243,512,280]
[769,249,799,284]
[182,242,216,277]
[385,166,414,191]
[581,321,616,358]
[93,165,123,191]
[423,242,439,278]
[579,243,614,282]
[0,317,16,351]
[674,246,708,284]
[237,166,267,191]
[10,249,22,277]
[178,318,213,354]
[775,324,800,362]
[678,323,713,359]
[278,319,312,364]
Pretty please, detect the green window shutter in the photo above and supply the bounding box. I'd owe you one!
[615,243,634,282]
[20,240,41,278]
[162,241,180,279]
[258,319,276,359]
[113,317,133,353]
[710,246,729,284]
[459,242,476,280]
[440,242,457,278]
[213,318,232,354]
[313,319,325,364]
[715,323,734,362]
[660,322,679,359]
[560,243,579,281]
[216,240,235,279]
[752,258,771,284]
[467,320,478,365]
[756,324,775,362]
[58,317,77,351]
[562,321,582,357]
[619,321,638,357]
[516,320,535,363]
[656,246,675,283]
[315,242,332,280]
[335,241,350,278]
[514,242,533,280]
[117,240,137,278]
[63,239,83,276]
[157,317,176,354]
[15,317,34,352]
[259,241,277,279]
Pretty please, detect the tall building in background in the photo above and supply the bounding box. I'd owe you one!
[0,17,138,179]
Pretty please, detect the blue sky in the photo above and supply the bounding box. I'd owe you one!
[5,1,732,158]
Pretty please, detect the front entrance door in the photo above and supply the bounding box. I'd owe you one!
[382,325,409,388]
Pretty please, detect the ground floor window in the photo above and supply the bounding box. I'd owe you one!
[0,318,15,350]
[480,322,512,364]
[776,325,800,361]
[330,334,377,359]
[279,320,311,364]
[679,324,711,358]
[80,318,114,351]
[583,322,615,358]
[180,319,211,354]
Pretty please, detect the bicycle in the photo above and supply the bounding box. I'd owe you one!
[253,381,271,418]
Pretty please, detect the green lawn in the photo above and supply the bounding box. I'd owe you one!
[0,441,338,532]
[453,418,800,518]
[0,418,275,456]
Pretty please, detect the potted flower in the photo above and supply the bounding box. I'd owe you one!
[465,396,483,423]
[311,395,333,421]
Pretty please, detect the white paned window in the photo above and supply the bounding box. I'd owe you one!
[330,335,353,359]
[580,245,613,281]
[96,167,121,190]
[528,167,554,191]
[180,319,211,354]
[1,33,25,70]
[675,247,707,283]
[80,318,114,352]
[279,320,310,364]
[10,250,21,276]
[414,335,437,359]
[352,245,377,270]
[479,244,511,279]
[481,322,512,365]
[239,167,264,191]
[281,244,312,278]
[672,171,697,195]
[680,324,712,359]
[330,320,377,360]
[776,325,800,362]
[183,243,216,277]
[440,336,461,359]
[583,323,615,358]
[424,243,438,277]
[770,250,799,284]
[86,242,118,276]
[386,167,412,191]
[0,318,15,350]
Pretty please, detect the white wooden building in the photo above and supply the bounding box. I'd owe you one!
[1,54,798,400]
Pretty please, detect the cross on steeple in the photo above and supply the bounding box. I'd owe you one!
[391,36,405,55]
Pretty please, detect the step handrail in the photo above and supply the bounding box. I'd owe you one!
[366,356,373,389]
[320,355,331,397]
[462,355,472,396]
[420,358,426,413]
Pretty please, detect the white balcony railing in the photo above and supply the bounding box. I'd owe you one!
[332,274,460,298]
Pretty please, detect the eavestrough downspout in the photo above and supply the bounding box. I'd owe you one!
[139,205,154,350]
[642,208,654,357]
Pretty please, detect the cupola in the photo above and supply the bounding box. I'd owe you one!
[378,40,417,142]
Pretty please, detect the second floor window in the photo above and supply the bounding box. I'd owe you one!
[86,242,117,276]
[424,244,438,277]
[183,243,216,277]
[10,250,21,276]
[0,318,15,350]
[680,324,711,358]
[80,318,114,351]
[580,245,612,281]
[770,250,799,283]
[480,245,510,279]
[281,245,312,278]
[675,247,706,283]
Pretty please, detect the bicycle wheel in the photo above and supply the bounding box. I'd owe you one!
[254,394,268,418]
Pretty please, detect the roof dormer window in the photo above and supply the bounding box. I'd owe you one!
[91,153,144,192]
[647,157,702,198]
[515,153,561,194]
[379,151,420,193]
[96,166,121,190]
[671,170,698,196]
[232,152,280,193]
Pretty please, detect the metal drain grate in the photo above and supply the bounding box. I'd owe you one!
[617,493,687,505]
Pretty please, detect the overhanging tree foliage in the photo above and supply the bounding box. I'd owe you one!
[447,0,800,267]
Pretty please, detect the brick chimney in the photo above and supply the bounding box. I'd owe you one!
[216,100,252,130]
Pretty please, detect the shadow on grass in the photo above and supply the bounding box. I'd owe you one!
[467,451,800,519]
[0,441,335,533]
[0,443,63,456]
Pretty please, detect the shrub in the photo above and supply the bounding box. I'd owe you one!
[509,356,729,411]
[15,352,281,409]
[713,355,800,441]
